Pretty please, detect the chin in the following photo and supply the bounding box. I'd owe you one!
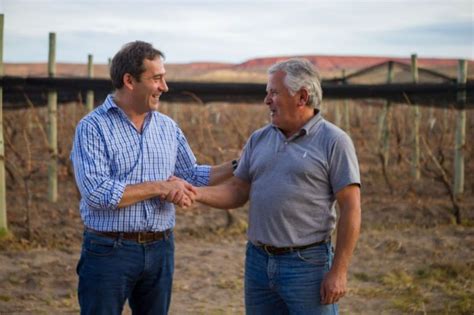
[150,102,160,111]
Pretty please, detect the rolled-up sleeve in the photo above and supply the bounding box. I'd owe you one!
[71,121,126,210]
[173,126,211,186]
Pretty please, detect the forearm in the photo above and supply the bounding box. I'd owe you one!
[331,205,361,274]
[118,181,164,208]
[320,185,360,304]
[208,160,235,186]
[196,177,249,209]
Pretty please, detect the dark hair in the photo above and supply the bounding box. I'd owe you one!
[110,41,165,89]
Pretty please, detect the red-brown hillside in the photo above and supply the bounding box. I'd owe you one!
[237,55,466,70]
[235,55,473,78]
[4,55,473,81]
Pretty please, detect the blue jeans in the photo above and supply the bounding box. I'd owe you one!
[76,230,174,315]
[245,242,338,315]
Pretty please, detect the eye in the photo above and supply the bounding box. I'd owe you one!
[153,75,163,82]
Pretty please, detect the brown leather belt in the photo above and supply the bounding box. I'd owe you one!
[86,228,172,244]
[256,239,329,255]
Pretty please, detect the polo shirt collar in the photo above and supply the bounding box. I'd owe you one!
[300,110,323,136]
[271,110,323,139]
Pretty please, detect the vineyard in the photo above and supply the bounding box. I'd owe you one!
[0,97,472,314]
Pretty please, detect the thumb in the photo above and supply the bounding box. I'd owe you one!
[183,181,196,191]
[320,279,327,303]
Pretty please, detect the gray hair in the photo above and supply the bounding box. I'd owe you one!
[268,58,322,109]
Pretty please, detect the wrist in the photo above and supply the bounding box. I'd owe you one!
[156,181,169,198]
[330,261,349,275]
[196,187,208,203]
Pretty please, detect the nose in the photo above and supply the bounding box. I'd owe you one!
[160,79,169,93]
[264,93,271,105]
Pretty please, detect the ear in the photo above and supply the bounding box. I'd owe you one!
[297,88,309,107]
[122,73,135,90]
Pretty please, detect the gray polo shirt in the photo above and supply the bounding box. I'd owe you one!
[235,113,360,247]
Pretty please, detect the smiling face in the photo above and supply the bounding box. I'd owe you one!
[131,57,169,113]
[264,70,302,136]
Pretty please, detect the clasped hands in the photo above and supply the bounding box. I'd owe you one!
[160,176,197,208]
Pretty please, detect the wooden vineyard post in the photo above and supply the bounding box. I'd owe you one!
[454,60,467,197]
[0,14,7,236]
[342,69,350,136]
[47,32,58,202]
[411,54,421,181]
[378,61,393,168]
[86,54,94,112]
[334,102,341,127]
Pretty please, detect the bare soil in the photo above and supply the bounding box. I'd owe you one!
[0,101,473,314]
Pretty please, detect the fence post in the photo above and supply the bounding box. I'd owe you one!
[411,54,421,180]
[47,32,58,202]
[86,54,94,112]
[378,61,393,167]
[454,60,467,197]
[443,106,449,133]
[0,14,8,236]
[342,69,350,136]
[334,78,342,128]
[334,103,341,127]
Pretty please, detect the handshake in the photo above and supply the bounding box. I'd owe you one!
[160,176,198,208]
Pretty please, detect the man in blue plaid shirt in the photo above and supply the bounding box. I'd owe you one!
[71,41,235,315]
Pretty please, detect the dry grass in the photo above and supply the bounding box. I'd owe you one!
[0,97,473,314]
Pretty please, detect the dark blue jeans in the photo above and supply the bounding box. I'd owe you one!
[245,242,338,315]
[76,230,174,315]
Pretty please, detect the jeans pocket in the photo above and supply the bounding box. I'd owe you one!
[85,238,118,257]
[296,246,328,267]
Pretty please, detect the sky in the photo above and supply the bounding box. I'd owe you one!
[1,0,473,64]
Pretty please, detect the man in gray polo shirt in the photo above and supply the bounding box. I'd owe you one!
[195,58,361,314]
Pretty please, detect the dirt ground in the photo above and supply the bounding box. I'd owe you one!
[1,189,473,315]
[0,101,473,314]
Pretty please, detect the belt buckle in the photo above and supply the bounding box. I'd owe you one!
[137,232,147,244]
[263,244,273,255]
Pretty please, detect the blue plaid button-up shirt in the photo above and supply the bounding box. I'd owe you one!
[71,95,210,232]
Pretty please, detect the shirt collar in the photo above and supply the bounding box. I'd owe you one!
[103,94,156,134]
[103,94,119,112]
[300,110,323,136]
[272,109,322,139]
